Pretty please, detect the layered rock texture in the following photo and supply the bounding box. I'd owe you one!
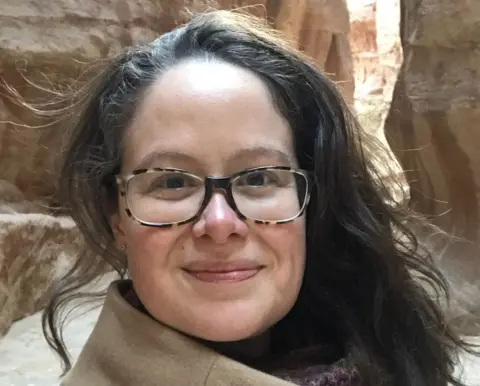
[348,0,380,98]
[0,180,84,335]
[347,0,402,129]
[0,0,354,201]
[384,0,480,332]
[346,0,406,207]
[272,0,354,103]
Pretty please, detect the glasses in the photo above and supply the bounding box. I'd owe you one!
[115,166,313,227]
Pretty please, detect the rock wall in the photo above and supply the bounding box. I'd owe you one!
[346,0,407,206]
[271,0,354,103]
[0,0,354,202]
[0,179,84,334]
[348,0,380,98]
[385,0,480,247]
[384,0,480,332]
[376,0,402,104]
[347,0,402,127]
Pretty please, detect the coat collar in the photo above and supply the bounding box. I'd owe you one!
[62,280,296,386]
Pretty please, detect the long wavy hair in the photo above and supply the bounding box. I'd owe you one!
[42,10,476,386]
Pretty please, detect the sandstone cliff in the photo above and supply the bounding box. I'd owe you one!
[384,0,480,333]
[0,0,354,201]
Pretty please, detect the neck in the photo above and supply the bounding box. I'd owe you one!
[200,330,271,365]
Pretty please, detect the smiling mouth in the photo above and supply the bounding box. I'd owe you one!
[183,267,264,283]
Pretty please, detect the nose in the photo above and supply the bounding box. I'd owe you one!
[192,192,248,243]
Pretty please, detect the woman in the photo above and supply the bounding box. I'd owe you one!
[42,10,475,386]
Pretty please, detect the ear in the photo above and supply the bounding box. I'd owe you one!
[110,212,127,251]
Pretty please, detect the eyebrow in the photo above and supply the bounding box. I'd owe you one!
[133,146,295,171]
[231,147,294,166]
[134,151,198,170]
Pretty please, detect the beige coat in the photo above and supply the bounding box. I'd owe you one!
[62,280,296,386]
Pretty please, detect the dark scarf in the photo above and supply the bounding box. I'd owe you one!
[273,358,360,386]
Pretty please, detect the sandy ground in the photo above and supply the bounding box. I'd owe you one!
[0,306,102,386]
[1,280,479,386]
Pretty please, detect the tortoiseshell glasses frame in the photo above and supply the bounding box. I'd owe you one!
[115,166,313,228]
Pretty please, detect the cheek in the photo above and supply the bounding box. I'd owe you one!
[123,222,184,272]
[260,220,306,286]
[266,219,305,256]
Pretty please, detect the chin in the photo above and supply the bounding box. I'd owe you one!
[196,325,260,342]
[184,306,276,342]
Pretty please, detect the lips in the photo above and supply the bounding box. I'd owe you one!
[182,260,264,283]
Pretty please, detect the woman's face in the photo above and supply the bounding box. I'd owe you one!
[112,59,306,342]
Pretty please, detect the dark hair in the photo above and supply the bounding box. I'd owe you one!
[42,10,476,386]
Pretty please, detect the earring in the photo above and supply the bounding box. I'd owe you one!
[120,244,126,252]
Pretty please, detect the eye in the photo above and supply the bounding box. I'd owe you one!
[249,172,272,186]
[153,174,191,189]
[133,171,204,200]
[236,170,279,187]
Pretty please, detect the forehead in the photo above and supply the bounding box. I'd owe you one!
[122,59,295,172]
